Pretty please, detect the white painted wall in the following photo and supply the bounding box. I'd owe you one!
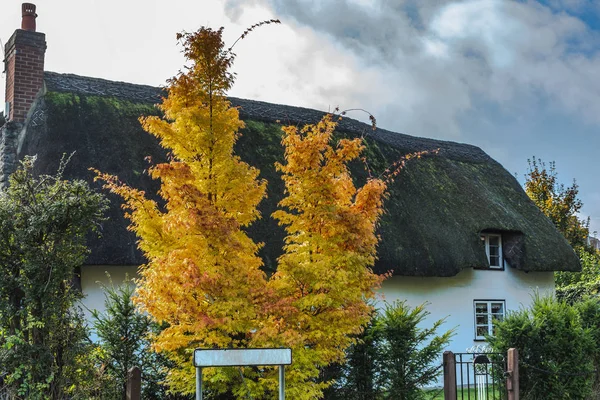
[377,265,554,353]
[376,264,554,387]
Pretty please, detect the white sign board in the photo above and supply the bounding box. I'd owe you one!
[194,348,292,368]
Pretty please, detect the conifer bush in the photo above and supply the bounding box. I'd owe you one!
[91,275,173,400]
[326,301,454,400]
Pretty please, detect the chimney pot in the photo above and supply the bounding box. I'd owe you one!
[21,3,37,32]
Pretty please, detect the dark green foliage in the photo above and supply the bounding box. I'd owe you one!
[340,329,378,400]
[92,275,172,400]
[556,248,600,303]
[488,294,595,400]
[327,302,454,400]
[0,155,109,399]
[323,318,379,400]
[574,299,600,398]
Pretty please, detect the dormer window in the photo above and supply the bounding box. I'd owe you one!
[480,233,503,269]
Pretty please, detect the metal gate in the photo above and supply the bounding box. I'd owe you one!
[454,352,507,400]
[444,350,510,400]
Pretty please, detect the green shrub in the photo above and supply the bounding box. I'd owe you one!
[0,156,108,399]
[488,294,595,400]
[575,298,600,399]
[556,249,600,303]
[326,301,454,400]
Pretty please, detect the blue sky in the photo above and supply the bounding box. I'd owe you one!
[536,0,600,30]
[1,0,599,234]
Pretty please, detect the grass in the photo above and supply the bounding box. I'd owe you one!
[424,387,506,400]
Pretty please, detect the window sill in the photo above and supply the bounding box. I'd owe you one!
[474,266,505,271]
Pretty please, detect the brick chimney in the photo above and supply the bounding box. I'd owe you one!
[3,3,46,122]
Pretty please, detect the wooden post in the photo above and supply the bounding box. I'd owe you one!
[443,351,457,400]
[126,366,142,400]
[507,348,519,400]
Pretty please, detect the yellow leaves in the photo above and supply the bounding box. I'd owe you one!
[255,114,388,398]
[93,27,270,395]
[96,24,392,400]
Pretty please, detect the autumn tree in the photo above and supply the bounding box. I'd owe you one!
[251,115,388,398]
[525,157,600,300]
[525,158,590,249]
[95,27,270,396]
[97,23,390,399]
[0,156,108,399]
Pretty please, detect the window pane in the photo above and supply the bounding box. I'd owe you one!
[489,246,499,257]
[476,326,488,337]
[475,303,488,313]
[491,303,504,314]
[489,255,500,267]
[489,236,500,246]
[475,300,505,339]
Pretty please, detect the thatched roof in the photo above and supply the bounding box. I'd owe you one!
[13,71,579,276]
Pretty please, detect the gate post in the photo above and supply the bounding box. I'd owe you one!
[126,366,142,400]
[443,351,457,400]
[506,348,519,400]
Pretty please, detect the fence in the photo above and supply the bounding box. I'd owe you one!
[444,348,519,400]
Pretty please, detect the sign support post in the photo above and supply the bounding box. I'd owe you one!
[193,348,292,400]
[196,367,203,400]
[279,365,285,400]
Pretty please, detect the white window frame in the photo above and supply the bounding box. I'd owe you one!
[474,300,505,340]
[480,233,503,269]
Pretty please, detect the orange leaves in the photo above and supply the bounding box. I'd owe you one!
[380,148,439,184]
[95,23,394,399]
[174,27,236,97]
[93,27,270,395]
[256,114,388,398]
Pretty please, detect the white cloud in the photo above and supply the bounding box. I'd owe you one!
[422,37,450,59]
[431,0,524,68]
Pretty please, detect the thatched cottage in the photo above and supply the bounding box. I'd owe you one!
[1,4,579,355]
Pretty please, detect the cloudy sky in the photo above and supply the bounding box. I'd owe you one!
[1,0,599,234]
